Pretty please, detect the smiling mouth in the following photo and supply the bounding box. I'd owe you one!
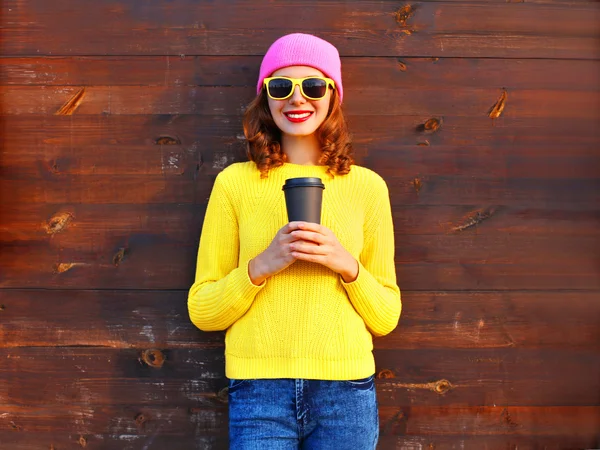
[284,111,313,123]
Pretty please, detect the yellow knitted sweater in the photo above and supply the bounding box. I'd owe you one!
[188,161,401,380]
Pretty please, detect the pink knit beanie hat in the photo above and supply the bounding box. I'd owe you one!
[256,33,343,103]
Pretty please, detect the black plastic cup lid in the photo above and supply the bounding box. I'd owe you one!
[282,177,325,190]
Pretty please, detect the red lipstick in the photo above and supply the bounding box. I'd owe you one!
[284,110,313,123]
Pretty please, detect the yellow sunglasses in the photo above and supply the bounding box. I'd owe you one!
[263,76,336,101]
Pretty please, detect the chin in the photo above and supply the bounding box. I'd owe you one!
[284,128,318,137]
[278,121,320,137]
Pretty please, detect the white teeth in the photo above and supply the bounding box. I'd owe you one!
[286,113,311,119]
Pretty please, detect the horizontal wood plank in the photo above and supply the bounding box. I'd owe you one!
[2,1,599,58]
[377,435,600,450]
[0,403,226,436]
[3,85,599,119]
[377,405,600,437]
[397,261,600,290]
[0,433,226,450]
[1,290,598,349]
[0,433,597,450]
[1,174,598,206]
[3,57,599,92]
[1,231,599,289]
[0,401,597,438]
[0,348,597,407]
[3,115,599,152]
[3,143,599,180]
[2,204,598,246]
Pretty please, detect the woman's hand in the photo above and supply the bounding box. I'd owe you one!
[248,222,303,285]
[288,222,359,283]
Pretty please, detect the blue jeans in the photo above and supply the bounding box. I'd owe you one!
[228,376,379,449]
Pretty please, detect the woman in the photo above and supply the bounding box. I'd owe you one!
[188,33,401,449]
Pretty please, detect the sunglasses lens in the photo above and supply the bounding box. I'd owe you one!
[302,78,328,99]
[267,79,293,99]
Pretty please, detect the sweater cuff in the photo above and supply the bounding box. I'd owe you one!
[340,261,382,310]
[245,258,267,288]
[238,258,266,292]
[219,259,265,320]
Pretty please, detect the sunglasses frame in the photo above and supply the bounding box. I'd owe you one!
[263,76,336,101]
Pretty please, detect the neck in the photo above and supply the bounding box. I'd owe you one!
[282,133,322,166]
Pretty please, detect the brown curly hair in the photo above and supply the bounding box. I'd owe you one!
[242,88,354,178]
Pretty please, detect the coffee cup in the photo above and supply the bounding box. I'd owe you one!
[282,177,325,224]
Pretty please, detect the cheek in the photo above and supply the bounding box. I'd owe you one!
[315,98,332,122]
[267,98,279,117]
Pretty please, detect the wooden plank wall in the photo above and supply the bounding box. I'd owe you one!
[1,0,599,448]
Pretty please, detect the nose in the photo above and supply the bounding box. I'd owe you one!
[288,84,306,105]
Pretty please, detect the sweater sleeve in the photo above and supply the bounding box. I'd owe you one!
[341,177,401,337]
[187,172,264,332]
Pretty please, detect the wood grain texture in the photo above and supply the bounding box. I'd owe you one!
[1,173,599,206]
[0,434,597,450]
[4,114,599,151]
[0,348,598,408]
[2,57,599,91]
[3,85,599,118]
[1,291,598,349]
[2,204,598,245]
[1,232,599,289]
[0,402,598,441]
[1,0,598,448]
[2,1,599,58]
[2,176,595,212]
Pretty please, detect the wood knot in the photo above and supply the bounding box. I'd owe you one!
[55,87,86,116]
[112,247,128,266]
[433,379,452,394]
[134,412,148,429]
[412,177,423,193]
[45,212,74,235]
[78,435,87,447]
[501,408,519,428]
[141,349,165,368]
[54,262,76,274]
[397,59,407,71]
[155,136,181,145]
[377,369,395,379]
[382,409,408,436]
[417,117,442,134]
[395,5,415,26]
[489,89,508,119]
[0,305,5,311]
[451,207,496,233]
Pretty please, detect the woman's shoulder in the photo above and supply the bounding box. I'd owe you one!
[217,161,258,182]
[347,164,389,191]
[212,162,260,201]
[220,160,256,175]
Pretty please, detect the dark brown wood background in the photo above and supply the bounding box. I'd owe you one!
[1,0,599,449]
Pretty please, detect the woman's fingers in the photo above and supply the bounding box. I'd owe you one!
[291,230,326,244]
[290,241,325,255]
[296,222,327,234]
[292,252,326,264]
[285,221,309,233]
